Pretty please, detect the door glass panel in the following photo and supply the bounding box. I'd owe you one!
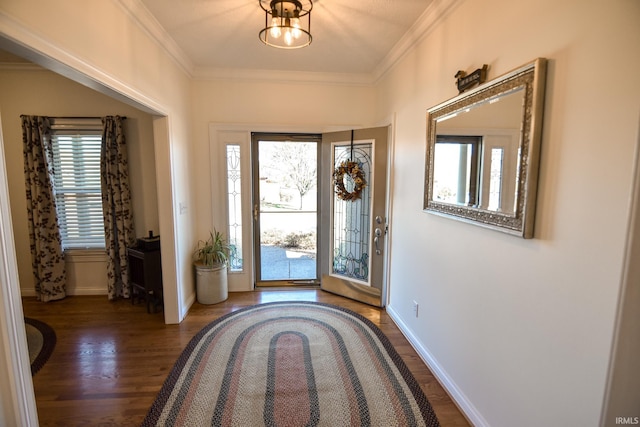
[331,143,372,284]
[258,140,317,282]
[225,144,243,271]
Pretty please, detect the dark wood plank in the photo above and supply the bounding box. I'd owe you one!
[22,289,470,426]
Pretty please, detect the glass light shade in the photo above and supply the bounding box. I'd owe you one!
[270,17,281,38]
[284,29,293,46]
[259,0,313,49]
[291,18,301,38]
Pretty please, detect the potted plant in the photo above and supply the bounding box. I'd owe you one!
[194,229,230,304]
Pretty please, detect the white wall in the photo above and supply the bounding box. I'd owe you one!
[0,0,195,423]
[603,124,640,425]
[0,66,159,296]
[377,0,640,426]
[0,0,195,321]
[0,112,38,427]
[190,78,376,247]
[1,0,638,426]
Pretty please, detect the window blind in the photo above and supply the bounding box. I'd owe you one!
[51,128,105,249]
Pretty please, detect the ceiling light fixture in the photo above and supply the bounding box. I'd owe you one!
[259,0,312,49]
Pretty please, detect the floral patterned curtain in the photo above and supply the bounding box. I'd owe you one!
[21,115,67,302]
[101,116,135,300]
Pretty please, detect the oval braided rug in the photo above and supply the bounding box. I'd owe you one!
[25,317,56,375]
[143,301,440,426]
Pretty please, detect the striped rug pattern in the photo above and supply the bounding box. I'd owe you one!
[143,301,440,426]
[25,317,56,375]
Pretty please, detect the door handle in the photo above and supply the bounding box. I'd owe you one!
[374,228,382,255]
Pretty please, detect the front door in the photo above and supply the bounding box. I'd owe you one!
[252,133,321,286]
[320,127,389,307]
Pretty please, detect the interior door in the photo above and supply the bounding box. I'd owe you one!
[320,127,389,307]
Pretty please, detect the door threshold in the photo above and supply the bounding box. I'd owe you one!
[255,286,321,292]
[256,280,320,288]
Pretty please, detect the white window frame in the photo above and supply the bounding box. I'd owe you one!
[50,118,105,250]
[210,126,253,292]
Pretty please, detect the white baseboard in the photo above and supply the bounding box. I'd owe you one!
[20,288,35,297]
[183,290,196,317]
[66,288,108,296]
[386,304,489,427]
[21,287,109,297]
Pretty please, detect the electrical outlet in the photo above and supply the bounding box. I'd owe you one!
[412,300,419,318]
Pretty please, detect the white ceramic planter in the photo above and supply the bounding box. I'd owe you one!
[194,263,228,304]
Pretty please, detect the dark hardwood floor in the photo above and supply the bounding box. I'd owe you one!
[22,289,470,426]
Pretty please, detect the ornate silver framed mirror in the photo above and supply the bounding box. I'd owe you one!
[424,58,547,238]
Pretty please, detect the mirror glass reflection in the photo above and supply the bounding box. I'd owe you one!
[433,87,525,214]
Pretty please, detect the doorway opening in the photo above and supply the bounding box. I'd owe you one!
[251,133,321,287]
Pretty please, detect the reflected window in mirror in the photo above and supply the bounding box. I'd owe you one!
[433,136,481,207]
[488,147,505,211]
[433,133,518,214]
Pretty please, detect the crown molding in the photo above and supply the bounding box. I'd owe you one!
[0,62,43,71]
[190,0,462,86]
[192,66,375,86]
[0,10,167,115]
[372,0,465,84]
[114,0,195,78]
[119,0,462,86]
[113,0,461,86]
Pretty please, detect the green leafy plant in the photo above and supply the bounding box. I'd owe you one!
[194,229,230,267]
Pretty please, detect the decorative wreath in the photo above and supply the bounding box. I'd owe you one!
[333,160,367,201]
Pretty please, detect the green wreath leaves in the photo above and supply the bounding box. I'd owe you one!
[333,160,367,201]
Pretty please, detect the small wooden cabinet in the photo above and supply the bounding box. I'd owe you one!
[127,246,162,313]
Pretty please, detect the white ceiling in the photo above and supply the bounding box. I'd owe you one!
[139,0,435,77]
